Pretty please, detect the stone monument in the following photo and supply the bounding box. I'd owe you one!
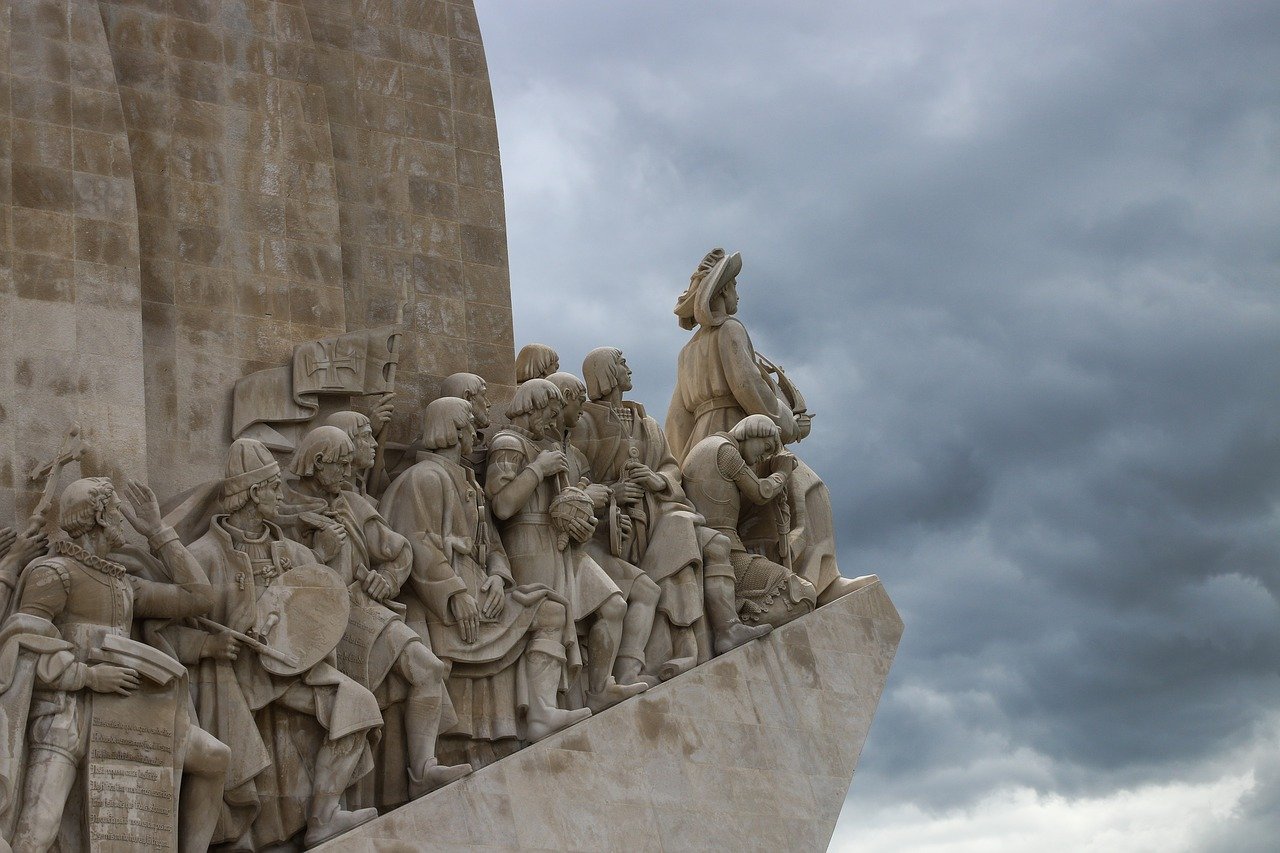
[0,3,900,851]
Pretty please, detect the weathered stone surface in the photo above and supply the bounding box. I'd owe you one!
[315,579,903,852]
[0,0,514,513]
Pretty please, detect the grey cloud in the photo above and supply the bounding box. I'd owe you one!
[477,0,1280,838]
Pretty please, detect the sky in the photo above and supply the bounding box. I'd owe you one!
[474,2,1280,850]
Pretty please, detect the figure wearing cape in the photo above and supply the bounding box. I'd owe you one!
[0,514,229,852]
[381,451,578,752]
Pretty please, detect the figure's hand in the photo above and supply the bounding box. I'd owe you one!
[770,452,798,476]
[795,411,813,441]
[0,527,14,559]
[450,592,481,643]
[370,393,395,438]
[616,511,633,538]
[253,612,280,641]
[312,520,347,559]
[362,570,394,601]
[5,531,48,569]
[624,461,665,492]
[567,515,597,544]
[584,483,611,508]
[531,450,568,480]
[119,480,164,538]
[201,632,240,661]
[88,664,140,696]
[480,576,505,619]
[443,535,473,557]
[616,480,645,504]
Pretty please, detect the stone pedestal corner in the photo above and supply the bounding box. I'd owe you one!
[318,579,903,852]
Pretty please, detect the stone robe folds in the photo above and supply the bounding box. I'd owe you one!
[174,518,381,847]
[666,316,787,464]
[284,486,455,809]
[382,453,573,742]
[571,401,704,627]
[667,318,846,598]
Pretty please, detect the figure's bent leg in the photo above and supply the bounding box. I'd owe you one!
[396,642,471,798]
[704,532,770,655]
[584,594,649,712]
[615,575,660,687]
[302,730,378,847]
[179,726,231,853]
[12,750,77,853]
[524,605,591,742]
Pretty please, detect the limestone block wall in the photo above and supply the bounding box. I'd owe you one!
[0,0,514,513]
[0,0,150,521]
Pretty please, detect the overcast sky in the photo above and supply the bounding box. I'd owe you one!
[475,2,1280,849]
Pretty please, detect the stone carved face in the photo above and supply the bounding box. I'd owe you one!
[470,382,491,429]
[560,390,584,429]
[353,424,377,470]
[721,279,740,316]
[614,353,633,394]
[98,493,128,550]
[254,476,284,520]
[533,397,564,440]
[312,453,353,495]
[740,436,776,466]
[459,415,478,456]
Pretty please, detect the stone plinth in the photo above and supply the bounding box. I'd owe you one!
[317,579,903,853]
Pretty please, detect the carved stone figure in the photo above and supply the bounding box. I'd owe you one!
[485,380,649,712]
[176,439,383,848]
[0,478,229,852]
[439,373,495,482]
[547,372,660,687]
[381,397,591,764]
[324,406,394,501]
[574,349,771,663]
[682,416,818,630]
[515,344,560,384]
[285,427,472,809]
[668,248,863,604]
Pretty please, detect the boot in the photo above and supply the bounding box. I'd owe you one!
[525,647,592,741]
[408,759,473,799]
[303,735,379,848]
[585,675,649,713]
[817,573,878,605]
[706,574,770,655]
[614,654,660,688]
[302,806,379,848]
[403,690,471,799]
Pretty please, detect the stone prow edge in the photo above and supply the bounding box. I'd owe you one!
[317,577,903,851]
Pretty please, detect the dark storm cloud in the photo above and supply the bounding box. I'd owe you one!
[476,0,1280,843]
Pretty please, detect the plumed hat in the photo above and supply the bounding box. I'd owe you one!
[673,248,742,331]
[223,438,280,496]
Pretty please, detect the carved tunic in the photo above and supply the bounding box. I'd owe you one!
[666,317,785,464]
[180,518,382,847]
[383,452,572,741]
[571,400,705,625]
[681,435,800,619]
[486,426,620,629]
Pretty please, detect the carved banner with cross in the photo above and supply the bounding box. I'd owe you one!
[231,326,401,447]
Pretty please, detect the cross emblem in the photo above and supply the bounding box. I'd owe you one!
[306,340,361,387]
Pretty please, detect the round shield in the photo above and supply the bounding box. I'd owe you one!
[256,563,350,677]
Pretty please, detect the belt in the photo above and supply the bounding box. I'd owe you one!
[694,395,739,420]
[510,512,551,525]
